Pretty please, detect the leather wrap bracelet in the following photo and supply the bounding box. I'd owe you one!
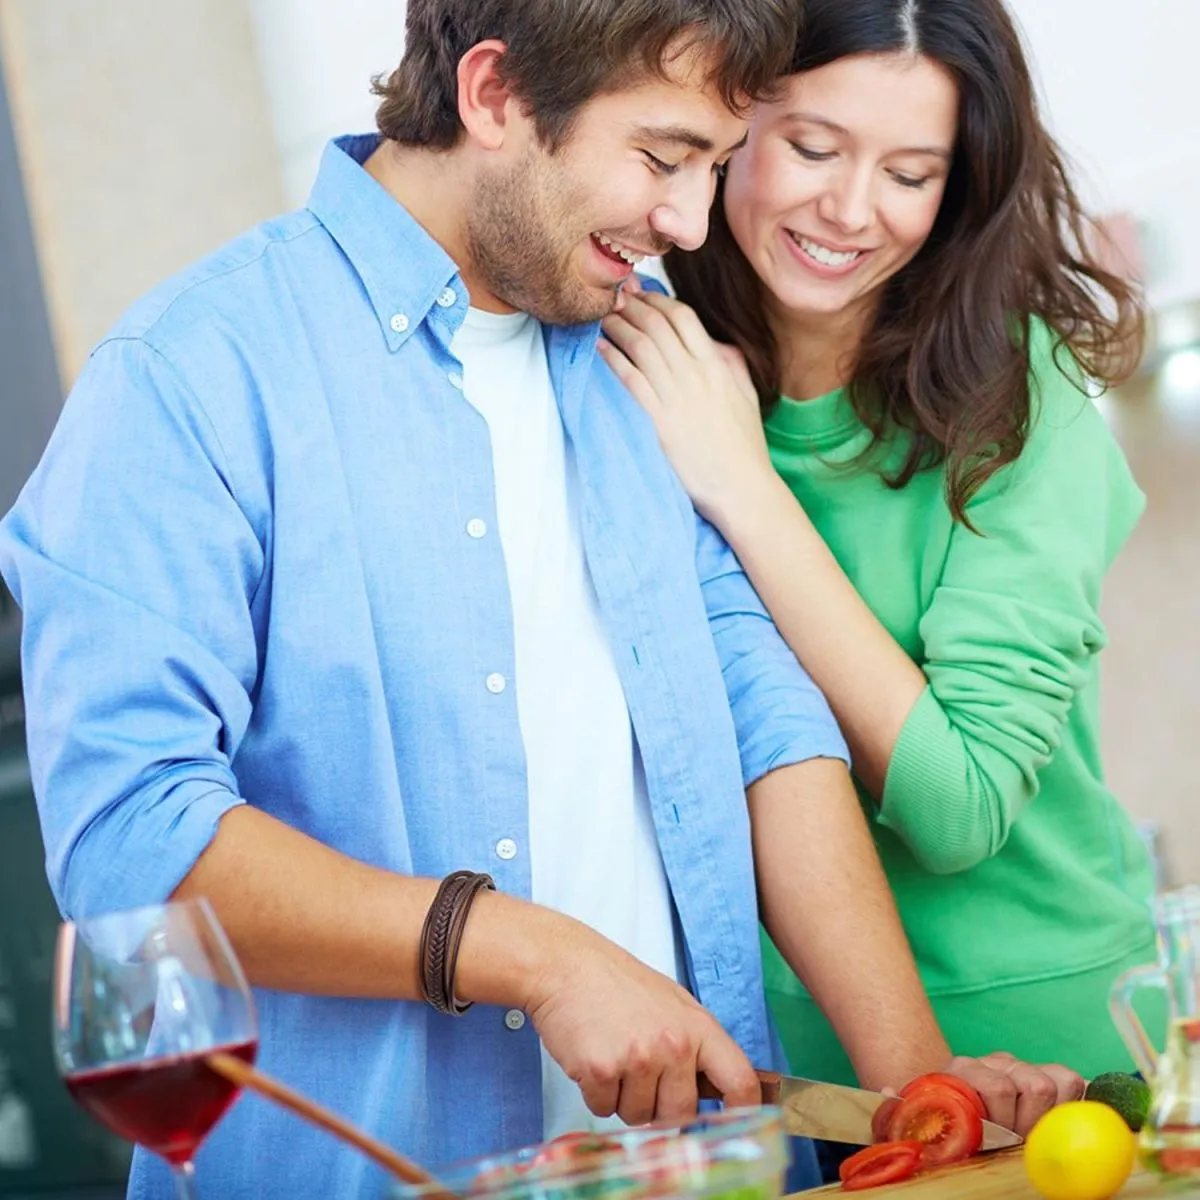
[418,870,496,1015]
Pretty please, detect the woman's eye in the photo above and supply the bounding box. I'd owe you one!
[890,171,929,189]
[643,153,680,177]
[789,142,835,163]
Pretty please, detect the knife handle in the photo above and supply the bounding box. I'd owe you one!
[697,1069,782,1106]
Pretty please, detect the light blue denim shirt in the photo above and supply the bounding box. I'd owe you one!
[0,136,845,1197]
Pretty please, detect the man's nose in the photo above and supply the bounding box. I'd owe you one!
[649,177,716,253]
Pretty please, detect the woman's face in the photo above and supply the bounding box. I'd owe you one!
[723,52,958,328]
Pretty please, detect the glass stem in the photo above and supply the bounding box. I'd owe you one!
[173,1160,198,1200]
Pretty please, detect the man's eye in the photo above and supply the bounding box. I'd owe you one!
[643,152,680,177]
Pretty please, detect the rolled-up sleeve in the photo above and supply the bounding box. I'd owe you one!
[694,515,848,788]
[0,336,263,919]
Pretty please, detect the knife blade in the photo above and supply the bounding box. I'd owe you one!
[698,1070,1023,1150]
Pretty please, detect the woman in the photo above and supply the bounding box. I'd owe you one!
[599,0,1160,1095]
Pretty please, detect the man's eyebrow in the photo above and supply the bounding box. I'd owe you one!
[631,125,748,157]
[784,112,952,160]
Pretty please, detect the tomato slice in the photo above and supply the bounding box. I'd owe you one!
[530,1131,623,1171]
[870,1097,900,1144]
[637,1133,710,1192]
[839,1141,923,1191]
[885,1085,984,1167]
[900,1073,987,1121]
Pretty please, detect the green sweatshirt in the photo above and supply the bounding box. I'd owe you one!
[761,324,1160,1082]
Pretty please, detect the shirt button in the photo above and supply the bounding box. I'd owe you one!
[437,287,457,308]
[447,371,464,390]
[389,312,410,334]
[466,518,487,539]
[485,672,507,694]
[504,1009,526,1031]
[496,838,517,861]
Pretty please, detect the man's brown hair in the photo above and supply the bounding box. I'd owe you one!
[374,0,799,151]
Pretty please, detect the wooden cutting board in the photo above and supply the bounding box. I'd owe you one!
[800,1148,1200,1197]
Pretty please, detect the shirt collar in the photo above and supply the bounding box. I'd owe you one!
[306,134,462,350]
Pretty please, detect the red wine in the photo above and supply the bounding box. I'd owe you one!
[65,1039,257,1164]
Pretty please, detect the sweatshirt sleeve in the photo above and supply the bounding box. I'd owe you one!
[877,332,1144,874]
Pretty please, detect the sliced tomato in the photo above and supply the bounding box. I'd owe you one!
[885,1084,984,1167]
[637,1133,710,1192]
[870,1097,900,1144]
[530,1131,623,1171]
[839,1141,923,1191]
[899,1073,987,1120]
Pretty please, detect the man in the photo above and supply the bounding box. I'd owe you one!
[0,2,1073,1196]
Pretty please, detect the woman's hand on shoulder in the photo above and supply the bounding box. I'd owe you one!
[599,288,775,523]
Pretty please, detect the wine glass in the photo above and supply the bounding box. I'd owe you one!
[52,898,258,1198]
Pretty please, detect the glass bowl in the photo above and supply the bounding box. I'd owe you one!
[388,1106,788,1200]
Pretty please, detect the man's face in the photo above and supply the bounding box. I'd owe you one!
[467,44,748,324]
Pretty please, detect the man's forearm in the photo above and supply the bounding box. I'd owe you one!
[750,758,949,1090]
[172,805,561,1009]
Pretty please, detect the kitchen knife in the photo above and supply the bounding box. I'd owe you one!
[698,1070,1023,1150]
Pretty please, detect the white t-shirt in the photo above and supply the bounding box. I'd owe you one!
[450,307,684,1138]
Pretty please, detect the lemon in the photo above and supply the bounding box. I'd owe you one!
[1024,1101,1136,1200]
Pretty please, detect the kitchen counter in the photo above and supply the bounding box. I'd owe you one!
[801,1148,1200,1198]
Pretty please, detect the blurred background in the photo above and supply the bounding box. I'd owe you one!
[0,1,1196,1193]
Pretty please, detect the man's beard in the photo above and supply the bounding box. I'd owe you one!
[466,149,618,326]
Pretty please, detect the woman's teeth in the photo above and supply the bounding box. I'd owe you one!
[793,234,862,268]
[594,234,645,265]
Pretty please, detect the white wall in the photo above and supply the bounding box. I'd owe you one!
[246,0,1199,309]
[0,0,285,382]
[1002,0,1199,310]
[247,0,406,208]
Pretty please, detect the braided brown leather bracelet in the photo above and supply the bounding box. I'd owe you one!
[418,870,496,1015]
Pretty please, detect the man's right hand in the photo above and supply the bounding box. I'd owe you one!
[523,918,761,1126]
[172,811,758,1127]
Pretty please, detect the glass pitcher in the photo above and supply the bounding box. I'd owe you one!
[1111,885,1200,1176]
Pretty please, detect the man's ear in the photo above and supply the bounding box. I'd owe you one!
[457,40,516,151]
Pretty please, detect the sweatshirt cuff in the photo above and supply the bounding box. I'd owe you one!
[878,687,986,874]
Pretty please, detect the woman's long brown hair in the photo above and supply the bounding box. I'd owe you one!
[665,0,1144,524]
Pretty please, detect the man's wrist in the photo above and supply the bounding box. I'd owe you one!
[453,890,574,1013]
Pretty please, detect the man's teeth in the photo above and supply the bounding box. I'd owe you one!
[795,235,861,267]
[595,234,646,265]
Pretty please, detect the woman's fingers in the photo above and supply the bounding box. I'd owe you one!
[597,339,662,417]
[715,344,759,403]
[600,309,690,405]
[635,291,718,362]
